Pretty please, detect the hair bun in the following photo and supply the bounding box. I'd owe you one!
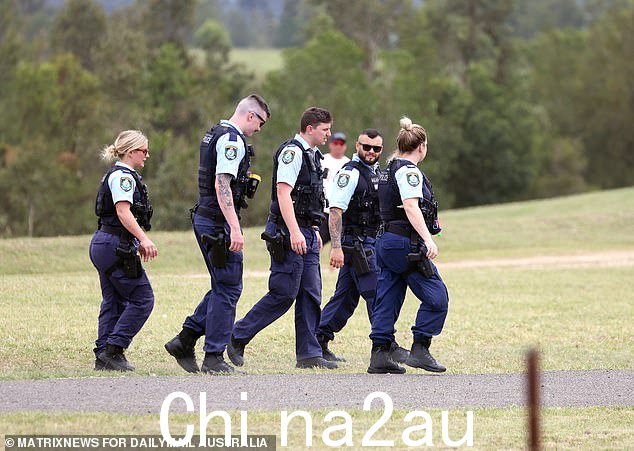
[400,116,413,131]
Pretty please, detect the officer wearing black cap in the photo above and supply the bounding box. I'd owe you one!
[368,117,449,374]
[164,94,270,374]
[90,130,157,372]
[228,107,337,370]
[316,129,409,363]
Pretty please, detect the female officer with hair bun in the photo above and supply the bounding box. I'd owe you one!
[368,117,449,375]
[90,130,157,372]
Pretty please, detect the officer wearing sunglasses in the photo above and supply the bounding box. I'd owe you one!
[316,129,409,364]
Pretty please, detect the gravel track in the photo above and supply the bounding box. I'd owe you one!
[1,369,631,414]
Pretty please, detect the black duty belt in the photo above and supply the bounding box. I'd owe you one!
[268,213,314,228]
[383,222,414,238]
[99,225,132,239]
[194,204,225,222]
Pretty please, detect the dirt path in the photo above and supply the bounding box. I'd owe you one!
[1,369,631,413]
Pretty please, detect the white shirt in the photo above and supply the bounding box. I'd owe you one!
[321,152,350,213]
[276,134,317,187]
[394,159,424,201]
[108,162,137,205]
[215,120,246,178]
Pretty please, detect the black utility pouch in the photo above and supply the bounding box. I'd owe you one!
[201,232,229,268]
[115,246,143,278]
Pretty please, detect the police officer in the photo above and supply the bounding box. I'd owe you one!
[368,117,449,374]
[227,107,337,370]
[316,129,409,363]
[90,130,157,372]
[164,94,270,374]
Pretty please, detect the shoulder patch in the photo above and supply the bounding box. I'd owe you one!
[120,176,133,192]
[406,172,420,187]
[225,145,238,160]
[281,148,296,164]
[336,173,350,188]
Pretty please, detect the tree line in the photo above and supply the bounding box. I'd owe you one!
[0,0,632,237]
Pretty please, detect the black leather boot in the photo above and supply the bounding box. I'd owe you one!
[226,335,246,367]
[367,344,406,374]
[201,353,235,374]
[405,337,446,373]
[97,344,135,372]
[317,334,346,362]
[389,341,410,363]
[165,328,200,373]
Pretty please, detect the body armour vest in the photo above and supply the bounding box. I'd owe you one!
[95,165,153,230]
[197,123,251,220]
[378,158,441,235]
[341,161,381,237]
[270,139,326,226]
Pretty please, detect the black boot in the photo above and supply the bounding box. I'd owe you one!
[97,344,135,372]
[367,344,406,374]
[94,358,106,371]
[165,328,200,373]
[296,356,338,369]
[389,341,410,363]
[201,353,235,374]
[226,335,246,367]
[405,337,446,373]
[317,334,346,362]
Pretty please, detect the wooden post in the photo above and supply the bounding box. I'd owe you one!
[527,348,540,451]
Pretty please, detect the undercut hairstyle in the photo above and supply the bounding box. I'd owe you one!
[236,93,271,119]
[300,107,332,132]
[360,128,382,140]
[397,116,427,154]
[101,130,148,162]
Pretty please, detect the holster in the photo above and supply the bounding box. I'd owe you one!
[406,244,434,279]
[114,245,142,279]
[261,230,290,263]
[201,232,229,268]
[342,240,373,275]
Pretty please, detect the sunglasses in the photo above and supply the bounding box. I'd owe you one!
[134,148,149,156]
[358,143,383,152]
[250,111,266,127]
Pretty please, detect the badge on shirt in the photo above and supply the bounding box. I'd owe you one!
[225,145,238,160]
[406,172,420,187]
[337,173,350,188]
[120,177,133,192]
[282,149,295,164]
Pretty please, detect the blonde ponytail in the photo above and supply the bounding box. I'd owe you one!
[101,130,148,162]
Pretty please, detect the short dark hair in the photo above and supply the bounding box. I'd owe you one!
[360,128,382,140]
[248,94,271,119]
[300,107,331,132]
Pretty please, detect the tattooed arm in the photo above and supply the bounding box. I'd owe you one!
[215,173,244,252]
[329,207,345,268]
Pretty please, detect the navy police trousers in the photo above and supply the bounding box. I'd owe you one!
[317,236,377,341]
[89,230,154,356]
[183,213,243,354]
[370,231,449,345]
[232,220,322,361]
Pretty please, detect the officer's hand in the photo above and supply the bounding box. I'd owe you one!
[425,238,438,260]
[290,231,307,255]
[330,247,344,269]
[229,227,244,252]
[139,238,158,262]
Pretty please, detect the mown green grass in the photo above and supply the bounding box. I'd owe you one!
[1,407,632,450]
[230,48,284,80]
[0,188,632,449]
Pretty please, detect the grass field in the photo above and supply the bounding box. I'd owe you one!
[1,187,633,449]
[230,48,284,80]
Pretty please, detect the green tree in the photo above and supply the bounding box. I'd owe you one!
[195,19,231,66]
[50,0,107,70]
[141,0,197,50]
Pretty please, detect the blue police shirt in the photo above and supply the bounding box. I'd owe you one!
[276,134,315,187]
[215,120,246,178]
[329,154,380,212]
[394,158,424,202]
[108,162,137,205]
